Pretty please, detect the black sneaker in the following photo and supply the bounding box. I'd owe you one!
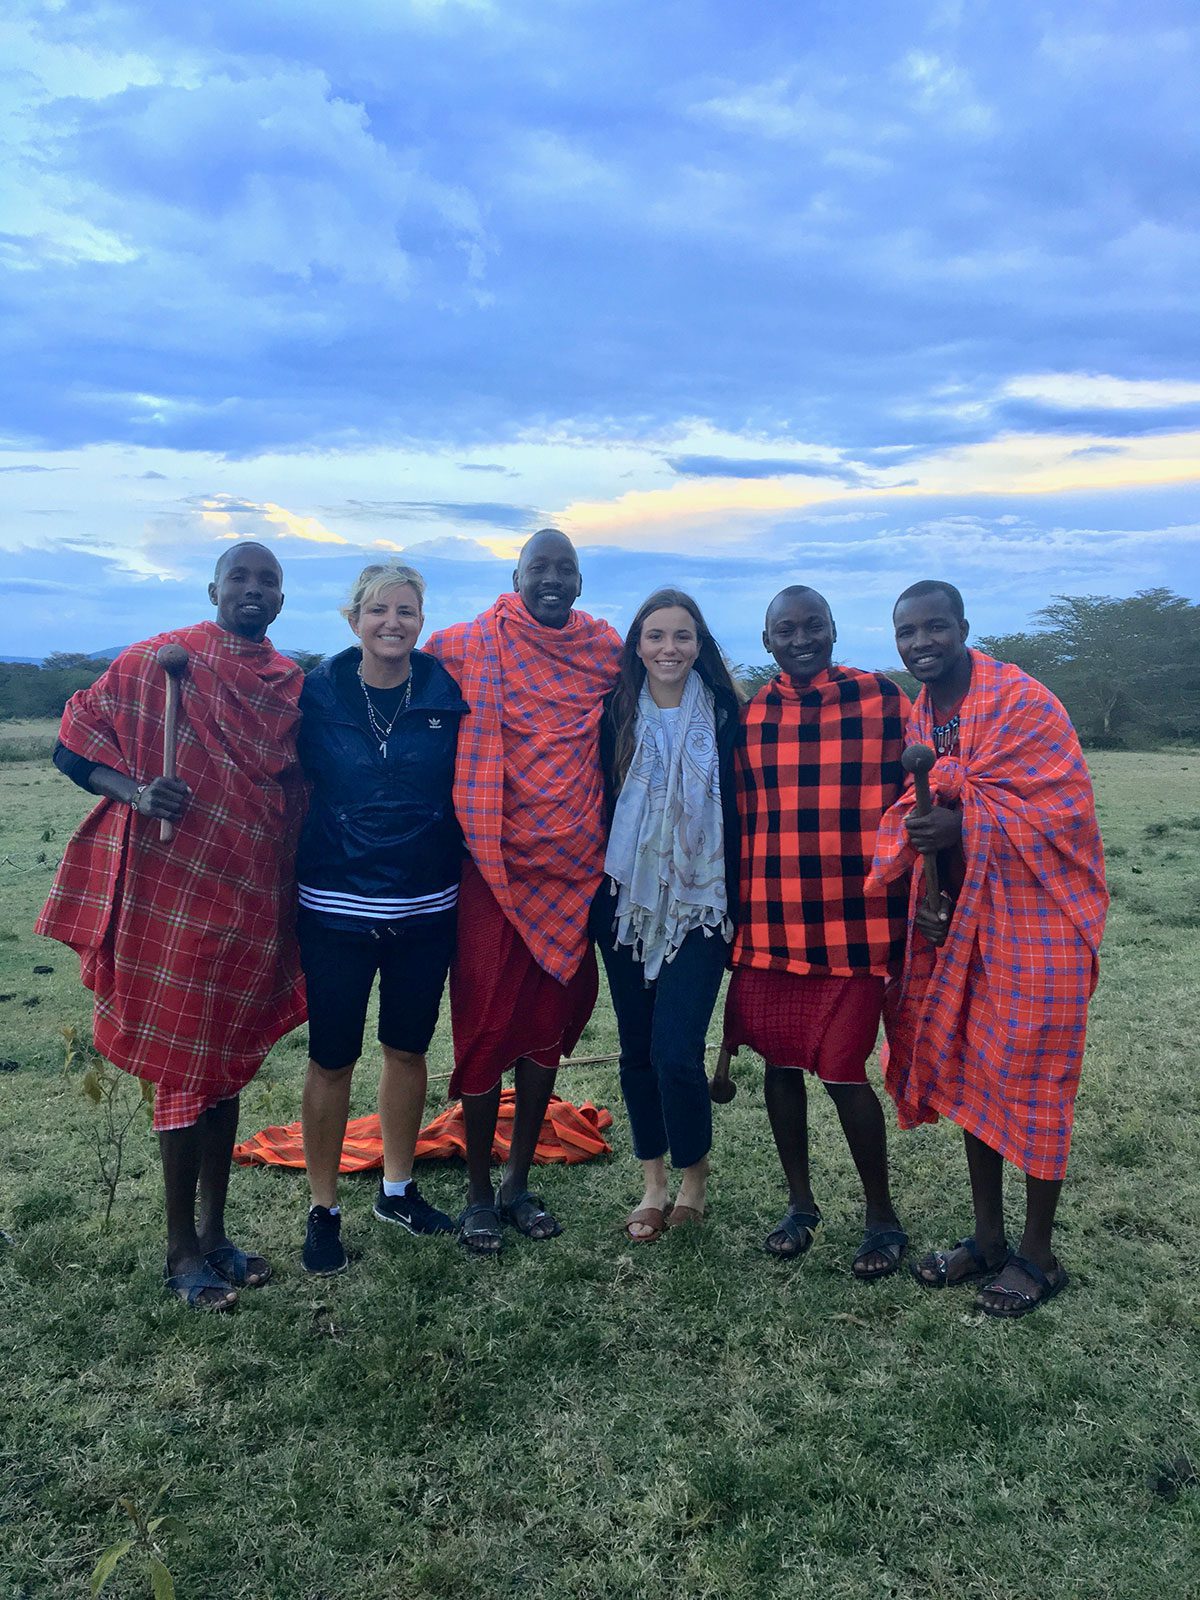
[303,1205,348,1275]
[373,1181,455,1236]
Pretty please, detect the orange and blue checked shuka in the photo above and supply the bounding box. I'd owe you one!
[733,667,911,979]
[35,621,306,1131]
[867,650,1109,1180]
[426,591,623,984]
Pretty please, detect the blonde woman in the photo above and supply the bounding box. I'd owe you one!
[297,564,467,1273]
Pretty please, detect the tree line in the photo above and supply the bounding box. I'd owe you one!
[3,591,1198,747]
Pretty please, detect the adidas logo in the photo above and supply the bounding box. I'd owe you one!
[428,717,442,729]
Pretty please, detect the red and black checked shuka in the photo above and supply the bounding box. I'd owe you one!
[35,622,306,1131]
[724,667,910,1079]
[867,650,1108,1180]
[426,593,622,1096]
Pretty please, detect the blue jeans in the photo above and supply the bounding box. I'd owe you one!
[593,891,728,1170]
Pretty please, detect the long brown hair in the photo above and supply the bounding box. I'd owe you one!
[610,588,742,790]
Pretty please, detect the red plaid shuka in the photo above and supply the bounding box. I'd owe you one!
[733,667,910,978]
[867,650,1108,1179]
[426,592,622,983]
[35,622,305,1129]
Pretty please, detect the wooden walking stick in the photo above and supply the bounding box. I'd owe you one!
[709,1043,737,1104]
[155,643,189,843]
[901,741,941,912]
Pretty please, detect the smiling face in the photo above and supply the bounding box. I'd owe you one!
[350,582,423,676]
[636,605,700,698]
[763,589,835,683]
[514,529,582,628]
[893,590,970,691]
[209,543,284,640]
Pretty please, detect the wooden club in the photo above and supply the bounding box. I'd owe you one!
[155,643,189,843]
[901,741,942,912]
[709,1043,737,1104]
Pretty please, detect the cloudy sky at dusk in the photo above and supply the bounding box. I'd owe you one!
[2,0,1198,667]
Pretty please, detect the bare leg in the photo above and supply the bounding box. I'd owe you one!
[196,1095,238,1248]
[499,1057,560,1238]
[628,1155,669,1239]
[160,1119,235,1309]
[763,1065,815,1211]
[823,1081,903,1274]
[913,1127,1008,1286]
[976,1173,1066,1311]
[302,1060,355,1209]
[461,1081,501,1205]
[762,1065,821,1256]
[378,1048,427,1184]
[674,1153,710,1215]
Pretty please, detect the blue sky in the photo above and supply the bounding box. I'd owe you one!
[2,0,1198,668]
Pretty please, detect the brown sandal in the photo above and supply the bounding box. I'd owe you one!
[665,1204,704,1230]
[623,1206,667,1243]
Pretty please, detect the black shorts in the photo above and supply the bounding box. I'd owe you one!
[298,911,455,1071]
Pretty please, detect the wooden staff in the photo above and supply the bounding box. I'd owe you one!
[156,643,189,843]
[901,741,941,912]
[709,1043,737,1104]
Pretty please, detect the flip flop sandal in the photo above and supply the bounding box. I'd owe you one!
[665,1205,704,1230]
[500,1189,563,1240]
[911,1234,1009,1289]
[976,1253,1070,1319]
[458,1201,503,1255]
[852,1227,909,1281]
[763,1208,822,1259]
[163,1261,238,1312]
[206,1243,272,1289]
[623,1206,667,1243]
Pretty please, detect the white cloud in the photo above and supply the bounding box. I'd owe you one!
[1004,373,1200,411]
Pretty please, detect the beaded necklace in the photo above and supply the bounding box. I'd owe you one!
[358,664,412,757]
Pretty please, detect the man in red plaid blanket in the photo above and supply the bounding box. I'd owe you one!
[723,586,912,1278]
[37,543,305,1311]
[426,528,622,1254]
[869,580,1107,1318]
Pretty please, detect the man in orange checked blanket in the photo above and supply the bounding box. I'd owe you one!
[722,586,913,1280]
[425,528,622,1255]
[868,580,1108,1319]
[37,543,305,1312]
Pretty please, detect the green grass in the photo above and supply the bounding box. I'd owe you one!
[2,752,1199,1598]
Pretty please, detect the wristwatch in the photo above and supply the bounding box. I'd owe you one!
[129,783,149,813]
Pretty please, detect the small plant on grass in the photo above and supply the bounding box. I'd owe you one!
[91,1494,177,1599]
[64,1025,154,1230]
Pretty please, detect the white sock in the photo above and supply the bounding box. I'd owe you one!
[382,1177,412,1197]
[311,1203,339,1216]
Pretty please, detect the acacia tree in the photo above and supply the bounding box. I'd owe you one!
[977,589,1200,745]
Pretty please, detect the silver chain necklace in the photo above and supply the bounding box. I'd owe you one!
[358,664,412,757]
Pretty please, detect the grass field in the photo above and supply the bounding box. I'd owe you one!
[2,751,1199,1599]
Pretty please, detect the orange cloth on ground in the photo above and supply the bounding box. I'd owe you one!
[232,1089,613,1171]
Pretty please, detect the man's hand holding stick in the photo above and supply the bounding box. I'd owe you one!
[901,742,956,947]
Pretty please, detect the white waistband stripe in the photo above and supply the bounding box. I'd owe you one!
[298,884,459,918]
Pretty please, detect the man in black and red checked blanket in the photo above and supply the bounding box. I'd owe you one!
[37,543,305,1313]
[722,586,912,1278]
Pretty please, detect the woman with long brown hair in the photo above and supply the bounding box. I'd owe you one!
[593,588,741,1241]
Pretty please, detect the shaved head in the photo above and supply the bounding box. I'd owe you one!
[765,585,832,630]
[214,541,281,582]
[513,527,582,628]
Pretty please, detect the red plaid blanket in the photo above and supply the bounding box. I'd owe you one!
[733,667,910,977]
[867,650,1108,1179]
[36,622,306,1107]
[426,592,622,983]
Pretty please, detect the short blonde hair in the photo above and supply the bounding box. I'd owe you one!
[340,563,426,622]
